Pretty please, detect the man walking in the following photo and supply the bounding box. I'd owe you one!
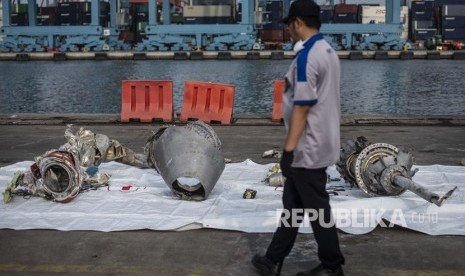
[252,0,345,275]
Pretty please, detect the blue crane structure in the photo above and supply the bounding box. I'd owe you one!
[319,0,405,50]
[0,0,129,52]
[0,0,406,52]
[135,0,260,51]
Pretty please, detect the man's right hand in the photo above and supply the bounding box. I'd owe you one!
[280,150,294,178]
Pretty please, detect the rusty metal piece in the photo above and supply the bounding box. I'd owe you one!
[336,137,457,207]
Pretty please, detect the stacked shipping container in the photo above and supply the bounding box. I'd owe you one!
[10,4,29,26]
[333,4,358,23]
[183,5,231,24]
[409,0,465,42]
[58,2,110,26]
[259,0,289,42]
[410,0,437,41]
[359,5,409,39]
[2,0,464,47]
[7,1,111,27]
[441,5,465,41]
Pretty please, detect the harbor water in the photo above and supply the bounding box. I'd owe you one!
[0,59,464,116]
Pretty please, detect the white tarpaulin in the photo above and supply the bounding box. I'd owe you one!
[0,160,464,235]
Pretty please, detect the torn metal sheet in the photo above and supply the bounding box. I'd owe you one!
[2,125,146,203]
[62,125,148,168]
[262,149,281,158]
[145,121,225,201]
[336,137,457,207]
[263,163,285,187]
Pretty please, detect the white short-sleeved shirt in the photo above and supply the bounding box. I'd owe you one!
[283,33,341,169]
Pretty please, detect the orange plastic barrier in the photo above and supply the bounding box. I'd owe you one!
[121,80,173,123]
[180,81,235,125]
[272,80,285,122]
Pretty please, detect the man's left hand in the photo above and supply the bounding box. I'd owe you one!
[280,150,294,178]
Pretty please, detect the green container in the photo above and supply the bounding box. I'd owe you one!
[435,35,443,45]
[137,21,147,32]
[12,4,37,13]
[137,4,148,13]
[170,12,183,24]
[14,4,29,13]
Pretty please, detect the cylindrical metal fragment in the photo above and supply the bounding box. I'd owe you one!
[148,121,225,201]
[38,150,82,203]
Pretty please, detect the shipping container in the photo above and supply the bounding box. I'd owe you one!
[320,8,333,23]
[442,5,465,16]
[360,6,409,24]
[413,28,437,40]
[184,17,231,24]
[333,13,358,24]
[360,6,385,18]
[183,5,231,18]
[442,17,465,28]
[58,2,82,14]
[10,13,29,26]
[137,21,147,32]
[259,29,289,42]
[413,20,436,29]
[411,10,435,20]
[334,4,358,14]
[11,4,29,14]
[37,7,57,26]
[411,1,435,12]
[435,0,465,6]
[58,13,81,25]
[442,27,465,40]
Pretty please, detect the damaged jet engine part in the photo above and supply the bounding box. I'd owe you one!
[5,146,111,203]
[37,150,82,203]
[146,121,225,201]
[3,125,139,203]
[336,137,457,207]
[62,125,148,168]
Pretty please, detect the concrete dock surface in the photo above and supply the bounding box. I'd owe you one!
[0,116,465,276]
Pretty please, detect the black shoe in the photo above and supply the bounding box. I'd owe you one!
[296,263,344,276]
[251,253,282,276]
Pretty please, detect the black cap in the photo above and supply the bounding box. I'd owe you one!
[281,0,321,24]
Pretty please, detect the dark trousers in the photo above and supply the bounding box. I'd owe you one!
[265,167,345,270]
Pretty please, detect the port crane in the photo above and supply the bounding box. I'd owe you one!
[0,0,129,52]
[0,0,405,51]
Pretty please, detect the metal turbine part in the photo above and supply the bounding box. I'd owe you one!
[354,143,407,196]
[147,121,225,201]
[336,137,457,207]
[38,150,82,203]
[336,136,370,185]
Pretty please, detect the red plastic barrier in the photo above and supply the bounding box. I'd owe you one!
[180,81,235,125]
[121,80,173,123]
[272,80,285,122]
